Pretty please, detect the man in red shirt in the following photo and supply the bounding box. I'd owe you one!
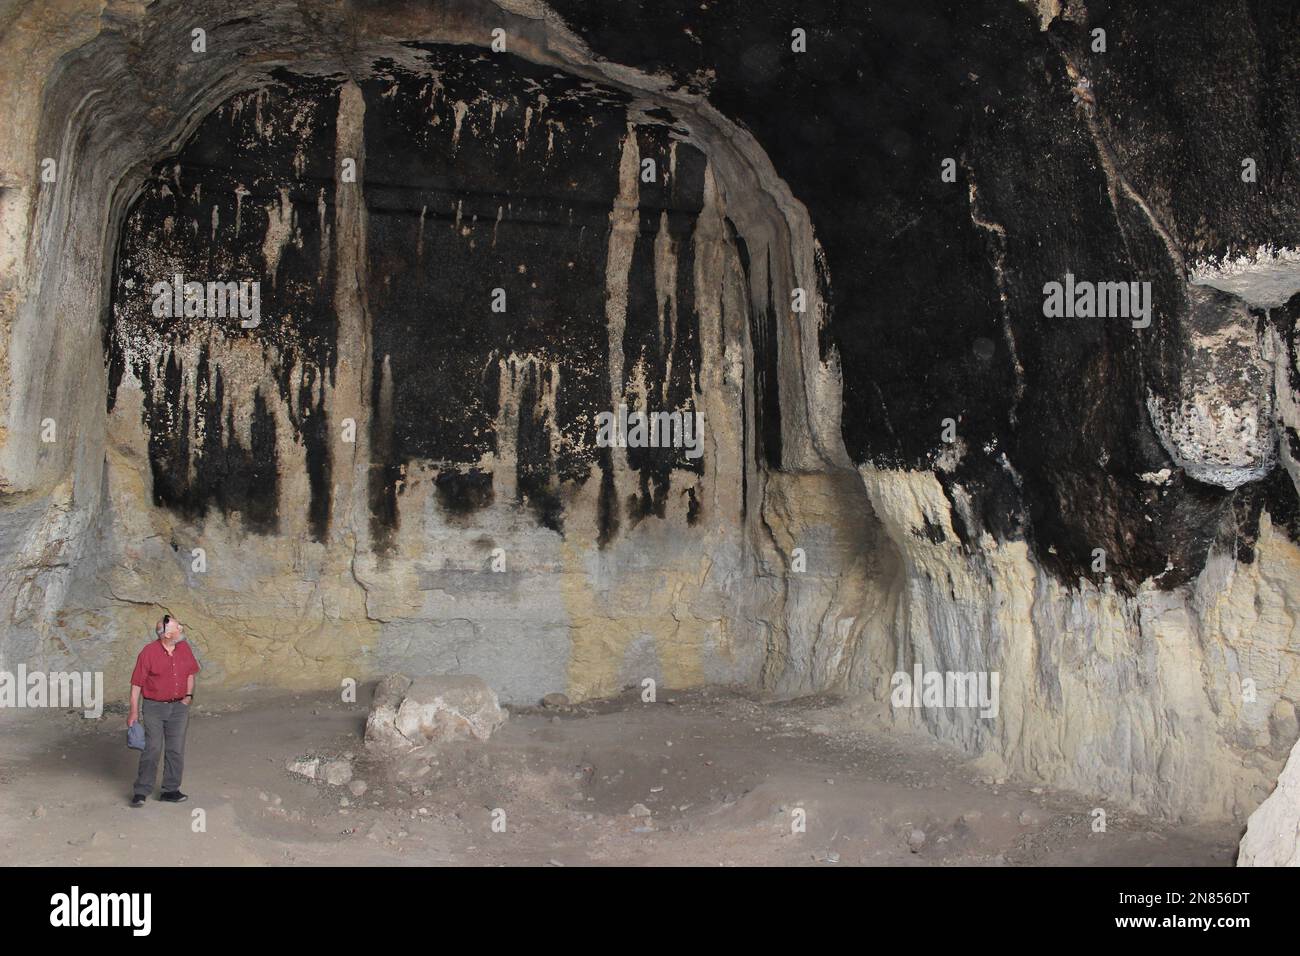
[127,615,200,808]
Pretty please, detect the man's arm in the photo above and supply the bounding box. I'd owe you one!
[183,672,195,704]
[128,684,141,727]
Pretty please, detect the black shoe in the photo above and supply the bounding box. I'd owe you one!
[159,790,188,803]
[130,794,146,808]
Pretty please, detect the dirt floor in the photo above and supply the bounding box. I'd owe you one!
[0,685,1244,866]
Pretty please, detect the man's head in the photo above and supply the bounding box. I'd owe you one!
[156,615,183,641]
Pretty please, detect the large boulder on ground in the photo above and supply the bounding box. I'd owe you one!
[364,674,507,753]
[1238,736,1300,866]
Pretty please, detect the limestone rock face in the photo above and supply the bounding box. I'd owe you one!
[1238,736,1300,867]
[364,674,507,753]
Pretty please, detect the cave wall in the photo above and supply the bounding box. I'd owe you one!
[540,0,1300,820]
[0,0,859,714]
[1,0,1298,822]
[98,50,785,702]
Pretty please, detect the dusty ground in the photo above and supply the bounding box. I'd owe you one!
[0,685,1242,866]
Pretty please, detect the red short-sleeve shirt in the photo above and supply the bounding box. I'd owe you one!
[130,639,200,701]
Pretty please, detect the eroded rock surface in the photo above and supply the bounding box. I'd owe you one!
[1238,735,1300,866]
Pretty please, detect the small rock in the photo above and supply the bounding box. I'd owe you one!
[907,828,927,852]
[322,758,353,787]
[825,851,841,864]
[629,803,652,818]
[32,805,45,819]
[1018,810,1036,826]
[285,757,320,780]
[542,692,570,709]
[348,779,368,797]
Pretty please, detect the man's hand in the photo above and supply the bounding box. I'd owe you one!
[127,712,137,727]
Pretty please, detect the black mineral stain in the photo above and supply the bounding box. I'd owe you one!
[547,0,1300,590]
[360,46,711,546]
[597,445,620,547]
[619,122,707,517]
[726,217,781,472]
[110,52,722,551]
[514,358,563,533]
[298,365,331,541]
[109,73,341,539]
[912,517,946,545]
[434,469,495,519]
[98,4,1300,593]
[686,484,701,526]
[139,344,281,534]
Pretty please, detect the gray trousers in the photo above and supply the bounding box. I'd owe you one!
[133,698,190,797]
